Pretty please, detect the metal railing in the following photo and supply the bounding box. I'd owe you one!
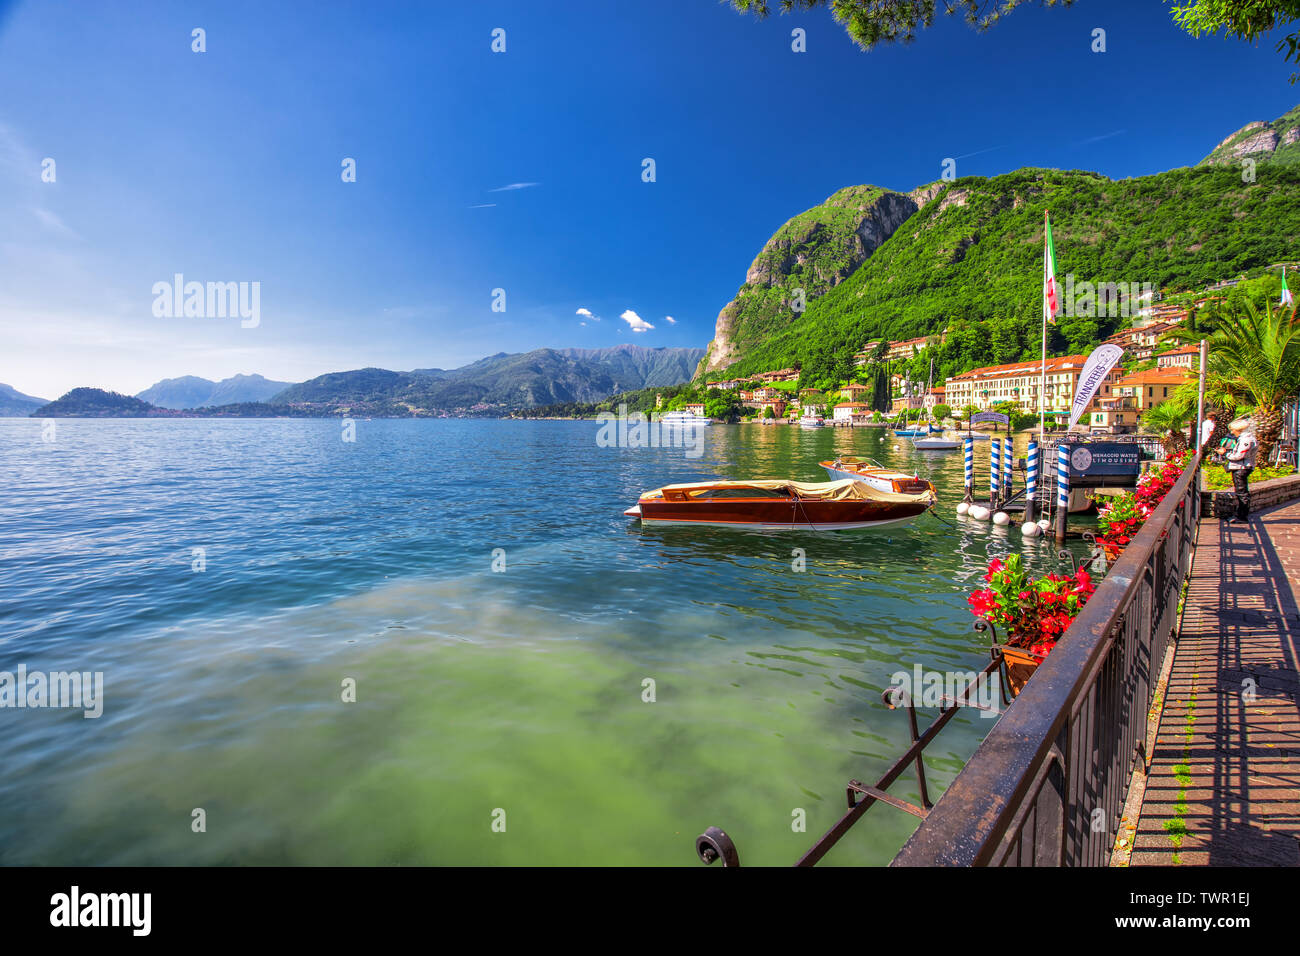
[891,450,1203,866]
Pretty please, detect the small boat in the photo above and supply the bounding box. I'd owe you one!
[819,457,935,496]
[623,478,934,530]
[799,414,824,428]
[892,424,938,437]
[912,434,960,450]
[660,410,711,426]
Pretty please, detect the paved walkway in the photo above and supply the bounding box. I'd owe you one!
[1128,499,1300,865]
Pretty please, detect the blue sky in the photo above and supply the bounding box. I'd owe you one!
[0,0,1296,399]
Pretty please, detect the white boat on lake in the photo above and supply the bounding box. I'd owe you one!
[659,410,711,426]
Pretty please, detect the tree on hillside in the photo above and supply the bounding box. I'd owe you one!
[1201,300,1300,461]
[729,1,1300,79]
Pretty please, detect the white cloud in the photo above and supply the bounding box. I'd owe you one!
[664,315,676,325]
[620,309,654,333]
[469,203,496,208]
[576,307,599,321]
[488,182,540,192]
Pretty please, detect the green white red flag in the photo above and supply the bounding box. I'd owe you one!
[1043,210,1060,320]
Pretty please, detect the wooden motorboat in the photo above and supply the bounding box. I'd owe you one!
[624,478,934,530]
[819,457,936,496]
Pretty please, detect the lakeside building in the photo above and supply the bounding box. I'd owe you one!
[704,379,742,390]
[1089,395,1139,434]
[839,383,871,401]
[684,403,706,417]
[748,399,787,418]
[754,368,800,384]
[945,355,1115,413]
[833,402,870,423]
[1113,367,1194,412]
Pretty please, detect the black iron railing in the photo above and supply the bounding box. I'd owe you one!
[890,450,1202,866]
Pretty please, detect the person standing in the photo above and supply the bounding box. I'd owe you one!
[1224,418,1257,523]
[1199,411,1217,449]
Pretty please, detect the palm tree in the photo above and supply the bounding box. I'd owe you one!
[1201,300,1300,462]
[1142,399,1192,457]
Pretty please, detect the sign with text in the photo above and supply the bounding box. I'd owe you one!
[969,411,1010,425]
[1064,442,1141,484]
[1067,344,1125,430]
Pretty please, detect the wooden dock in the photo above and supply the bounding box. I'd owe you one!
[1124,499,1300,865]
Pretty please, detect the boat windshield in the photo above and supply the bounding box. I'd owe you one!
[687,487,792,500]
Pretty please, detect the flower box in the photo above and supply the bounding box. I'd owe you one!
[999,645,1046,696]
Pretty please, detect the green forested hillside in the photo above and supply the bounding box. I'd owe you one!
[709,163,1300,388]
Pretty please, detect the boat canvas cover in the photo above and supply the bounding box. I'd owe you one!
[646,479,927,504]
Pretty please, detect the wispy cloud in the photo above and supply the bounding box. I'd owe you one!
[488,182,539,192]
[954,143,1008,160]
[1079,129,1126,146]
[664,315,676,325]
[31,206,79,239]
[469,202,496,208]
[620,309,653,333]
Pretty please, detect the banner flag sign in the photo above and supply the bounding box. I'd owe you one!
[1067,344,1125,430]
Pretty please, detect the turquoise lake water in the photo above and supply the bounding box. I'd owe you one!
[0,418,1089,865]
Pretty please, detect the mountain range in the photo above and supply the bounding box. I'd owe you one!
[19,345,705,418]
[136,373,292,409]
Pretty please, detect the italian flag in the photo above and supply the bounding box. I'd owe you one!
[1283,266,1294,307]
[1043,210,1060,319]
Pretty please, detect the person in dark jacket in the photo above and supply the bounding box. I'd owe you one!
[1223,418,1258,523]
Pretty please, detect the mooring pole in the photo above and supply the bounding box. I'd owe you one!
[1001,438,1013,503]
[1055,442,1070,547]
[963,436,974,503]
[989,437,1001,511]
[1024,440,1039,523]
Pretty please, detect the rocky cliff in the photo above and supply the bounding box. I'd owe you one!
[1200,105,1300,167]
[698,185,916,376]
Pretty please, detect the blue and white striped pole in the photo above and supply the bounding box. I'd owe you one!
[963,436,974,503]
[989,438,1001,510]
[1002,438,1013,499]
[1055,442,1070,546]
[1024,440,1039,523]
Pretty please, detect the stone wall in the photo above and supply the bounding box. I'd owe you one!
[1201,471,1300,518]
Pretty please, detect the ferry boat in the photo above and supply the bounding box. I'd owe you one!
[798,413,824,428]
[818,457,935,496]
[624,479,933,530]
[659,410,711,427]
